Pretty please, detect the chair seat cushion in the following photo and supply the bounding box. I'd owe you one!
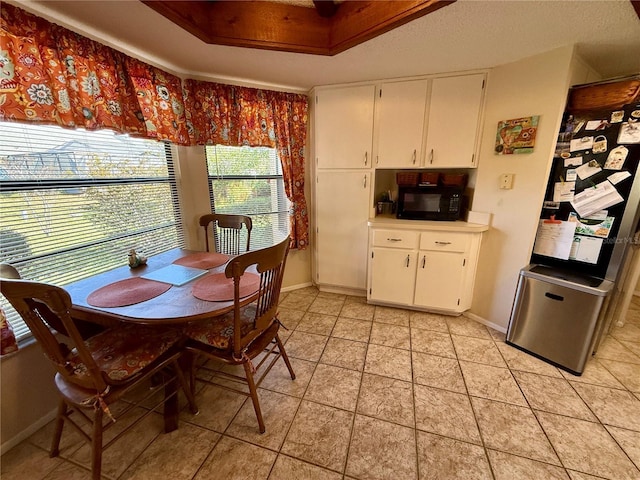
[68,324,181,383]
[184,305,256,351]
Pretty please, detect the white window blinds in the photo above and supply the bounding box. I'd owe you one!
[205,145,290,250]
[0,122,184,341]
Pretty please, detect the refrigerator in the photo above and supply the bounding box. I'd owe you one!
[507,75,640,375]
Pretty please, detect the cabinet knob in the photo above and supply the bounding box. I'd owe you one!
[364,152,368,166]
[412,149,417,164]
[387,238,402,242]
[429,149,434,164]
[405,255,410,267]
[421,256,426,268]
[435,241,451,245]
[363,175,367,188]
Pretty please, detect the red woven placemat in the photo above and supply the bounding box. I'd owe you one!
[173,252,229,270]
[87,277,171,308]
[192,272,260,302]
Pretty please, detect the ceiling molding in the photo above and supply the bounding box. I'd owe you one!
[140,0,455,55]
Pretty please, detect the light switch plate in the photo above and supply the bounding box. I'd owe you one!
[499,173,514,189]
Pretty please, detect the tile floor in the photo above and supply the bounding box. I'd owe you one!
[2,288,640,480]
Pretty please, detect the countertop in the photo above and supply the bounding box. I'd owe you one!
[367,215,489,233]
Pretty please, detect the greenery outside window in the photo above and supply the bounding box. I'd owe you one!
[0,122,183,342]
[205,145,290,251]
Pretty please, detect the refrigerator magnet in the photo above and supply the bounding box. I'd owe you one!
[610,111,624,123]
[592,135,608,153]
[604,146,629,170]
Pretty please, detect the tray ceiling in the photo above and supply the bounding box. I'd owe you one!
[141,0,455,55]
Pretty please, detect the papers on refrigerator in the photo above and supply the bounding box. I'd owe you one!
[607,171,632,185]
[533,219,577,260]
[570,181,624,218]
[571,236,603,264]
[553,181,575,202]
[575,160,601,180]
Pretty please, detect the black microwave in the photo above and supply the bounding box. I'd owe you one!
[396,186,466,221]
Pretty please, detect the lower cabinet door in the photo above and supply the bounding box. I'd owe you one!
[414,251,465,311]
[369,248,417,305]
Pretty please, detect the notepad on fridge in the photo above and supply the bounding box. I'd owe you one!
[141,264,208,286]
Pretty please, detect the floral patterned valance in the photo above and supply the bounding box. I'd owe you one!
[0,4,189,143]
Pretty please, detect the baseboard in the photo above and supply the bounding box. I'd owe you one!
[1,408,57,456]
[316,285,366,297]
[281,281,314,293]
[463,311,508,334]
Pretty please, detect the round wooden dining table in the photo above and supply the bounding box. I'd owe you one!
[66,248,258,327]
[65,247,260,433]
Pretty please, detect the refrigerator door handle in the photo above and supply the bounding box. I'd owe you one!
[545,292,564,301]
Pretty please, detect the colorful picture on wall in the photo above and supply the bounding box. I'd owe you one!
[495,115,540,154]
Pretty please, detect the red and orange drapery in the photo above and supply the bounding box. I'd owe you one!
[0,4,308,248]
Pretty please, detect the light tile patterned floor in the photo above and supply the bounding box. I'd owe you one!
[2,289,640,480]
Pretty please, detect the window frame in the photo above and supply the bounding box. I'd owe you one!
[205,145,291,251]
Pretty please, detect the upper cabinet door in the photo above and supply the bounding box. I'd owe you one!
[315,85,375,169]
[374,79,429,168]
[424,74,486,168]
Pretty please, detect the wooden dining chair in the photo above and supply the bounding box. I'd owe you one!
[0,263,104,340]
[199,213,252,254]
[184,236,295,433]
[0,278,197,480]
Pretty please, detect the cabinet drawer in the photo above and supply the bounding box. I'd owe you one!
[372,229,419,249]
[420,231,469,252]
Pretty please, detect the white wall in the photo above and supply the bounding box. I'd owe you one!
[469,45,578,330]
[1,343,58,453]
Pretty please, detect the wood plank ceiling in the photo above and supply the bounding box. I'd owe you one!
[141,0,455,55]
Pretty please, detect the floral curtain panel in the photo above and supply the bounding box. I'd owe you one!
[184,80,309,248]
[1,309,18,356]
[0,4,309,248]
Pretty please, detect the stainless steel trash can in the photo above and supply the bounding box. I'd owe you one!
[506,264,613,375]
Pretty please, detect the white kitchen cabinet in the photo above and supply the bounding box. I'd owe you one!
[314,84,376,169]
[414,251,466,310]
[374,79,429,168]
[368,229,419,304]
[367,220,487,314]
[315,170,371,291]
[424,74,486,168]
[414,232,469,310]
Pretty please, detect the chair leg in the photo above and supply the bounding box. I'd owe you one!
[50,400,67,457]
[276,334,296,380]
[91,406,104,480]
[243,362,265,434]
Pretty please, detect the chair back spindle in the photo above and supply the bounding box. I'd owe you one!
[199,213,252,255]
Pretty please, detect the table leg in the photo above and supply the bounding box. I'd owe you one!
[163,377,179,433]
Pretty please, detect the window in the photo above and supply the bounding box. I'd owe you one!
[0,122,184,341]
[205,145,290,250]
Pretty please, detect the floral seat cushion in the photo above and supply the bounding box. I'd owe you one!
[66,324,182,383]
[184,305,256,351]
